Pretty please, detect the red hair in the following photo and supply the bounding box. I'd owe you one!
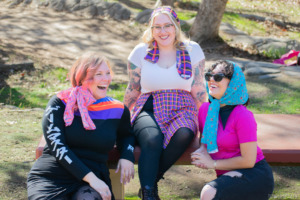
[68,52,113,87]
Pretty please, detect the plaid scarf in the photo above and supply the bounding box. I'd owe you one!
[151,7,180,24]
[144,41,192,80]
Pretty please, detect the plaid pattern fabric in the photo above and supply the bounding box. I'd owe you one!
[131,89,198,148]
[176,45,192,79]
[144,41,159,63]
[144,42,192,80]
[151,7,180,23]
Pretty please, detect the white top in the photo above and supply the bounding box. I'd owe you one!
[128,41,205,93]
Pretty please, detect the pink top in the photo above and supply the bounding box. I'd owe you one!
[198,102,264,176]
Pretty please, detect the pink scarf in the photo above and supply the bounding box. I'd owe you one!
[57,86,96,130]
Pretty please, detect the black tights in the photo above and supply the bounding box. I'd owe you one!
[133,101,194,187]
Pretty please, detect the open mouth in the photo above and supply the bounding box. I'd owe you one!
[160,35,169,40]
[97,85,107,90]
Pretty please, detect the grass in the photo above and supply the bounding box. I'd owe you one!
[1,58,300,200]
[222,12,267,36]
[1,112,300,200]
[225,0,300,45]
[221,12,300,44]
[176,10,197,21]
[0,0,300,199]
[177,0,300,57]
[0,109,43,200]
[0,65,129,108]
[226,0,300,24]
[1,64,300,114]
[261,47,287,59]
[246,75,300,114]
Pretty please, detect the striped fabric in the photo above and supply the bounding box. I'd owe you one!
[59,93,125,129]
[144,42,192,80]
[131,89,198,148]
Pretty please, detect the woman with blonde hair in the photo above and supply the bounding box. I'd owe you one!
[124,6,206,200]
[27,52,135,200]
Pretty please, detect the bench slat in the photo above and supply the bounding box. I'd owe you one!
[36,114,300,166]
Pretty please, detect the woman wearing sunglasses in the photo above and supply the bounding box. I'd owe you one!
[191,60,274,200]
[124,6,206,200]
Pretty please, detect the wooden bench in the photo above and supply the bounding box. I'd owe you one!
[35,114,300,200]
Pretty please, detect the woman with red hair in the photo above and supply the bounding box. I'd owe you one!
[27,52,135,200]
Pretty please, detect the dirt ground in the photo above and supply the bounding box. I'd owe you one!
[0,0,270,83]
[1,1,298,199]
[0,3,145,82]
[0,2,222,198]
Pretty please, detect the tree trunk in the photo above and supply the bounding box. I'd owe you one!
[189,0,228,44]
[155,0,175,8]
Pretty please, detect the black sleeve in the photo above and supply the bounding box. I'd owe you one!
[42,95,91,181]
[116,105,135,163]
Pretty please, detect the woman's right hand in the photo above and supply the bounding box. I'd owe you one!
[83,172,111,200]
[191,145,210,169]
[191,145,206,157]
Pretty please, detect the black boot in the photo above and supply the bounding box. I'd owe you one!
[153,182,161,200]
[153,173,164,200]
[140,185,156,200]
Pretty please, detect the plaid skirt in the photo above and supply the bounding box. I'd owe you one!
[131,89,198,148]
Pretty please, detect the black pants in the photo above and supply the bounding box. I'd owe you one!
[133,95,194,187]
[208,159,274,200]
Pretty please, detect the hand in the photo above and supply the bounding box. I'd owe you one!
[115,158,134,185]
[83,172,111,200]
[192,145,206,155]
[191,146,214,169]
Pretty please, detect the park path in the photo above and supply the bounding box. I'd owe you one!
[0,4,143,82]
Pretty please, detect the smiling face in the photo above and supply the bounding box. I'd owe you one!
[152,13,176,48]
[86,61,112,99]
[207,65,231,100]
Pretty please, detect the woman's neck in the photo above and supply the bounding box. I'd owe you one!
[158,43,176,52]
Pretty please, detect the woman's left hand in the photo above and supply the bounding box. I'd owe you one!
[115,159,134,185]
[191,146,214,169]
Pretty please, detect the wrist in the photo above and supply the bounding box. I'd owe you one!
[83,172,96,183]
[213,160,217,170]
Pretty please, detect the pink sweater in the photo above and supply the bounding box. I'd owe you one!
[198,102,264,176]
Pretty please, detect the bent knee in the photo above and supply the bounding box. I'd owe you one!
[200,184,216,200]
[174,127,194,141]
[223,171,243,178]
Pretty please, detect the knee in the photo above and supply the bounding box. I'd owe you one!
[140,129,163,150]
[223,171,243,178]
[175,128,194,142]
[143,137,162,150]
[200,184,216,200]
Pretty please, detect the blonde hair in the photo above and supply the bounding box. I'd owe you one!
[142,6,188,50]
[68,52,113,87]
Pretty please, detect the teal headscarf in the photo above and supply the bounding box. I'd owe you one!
[201,62,249,153]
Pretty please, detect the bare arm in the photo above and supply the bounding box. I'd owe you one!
[124,61,141,111]
[192,142,257,170]
[214,142,257,170]
[191,59,207,110]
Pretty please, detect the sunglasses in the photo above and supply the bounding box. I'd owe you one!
[204,72,227,82]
